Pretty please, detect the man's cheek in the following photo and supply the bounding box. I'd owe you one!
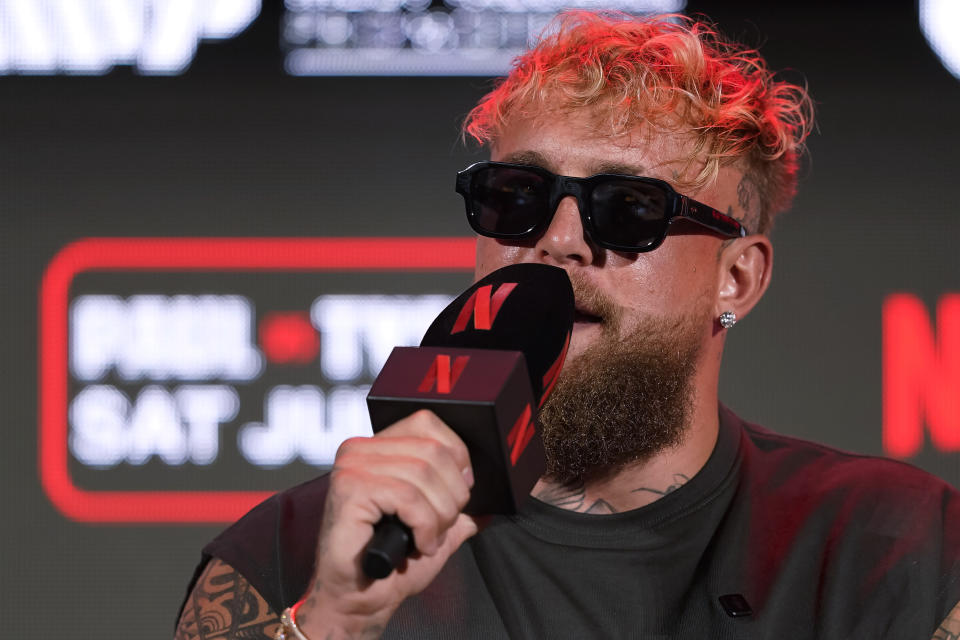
[476,238,529,273]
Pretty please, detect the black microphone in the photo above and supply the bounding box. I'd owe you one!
[363,263,574,579]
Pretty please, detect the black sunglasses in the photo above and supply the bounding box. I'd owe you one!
[455,161,748,253]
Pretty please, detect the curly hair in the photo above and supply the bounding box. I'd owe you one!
[463,12,814,233]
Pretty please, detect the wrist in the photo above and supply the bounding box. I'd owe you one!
[284,597,388,640]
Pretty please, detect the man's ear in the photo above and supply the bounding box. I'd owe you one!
[715,234,773,326]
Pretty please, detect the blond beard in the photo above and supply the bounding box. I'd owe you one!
[538,277,705,485]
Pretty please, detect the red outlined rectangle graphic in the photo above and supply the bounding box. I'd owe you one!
[40,237,476,523]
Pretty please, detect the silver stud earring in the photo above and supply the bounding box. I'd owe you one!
[719,311,737,329]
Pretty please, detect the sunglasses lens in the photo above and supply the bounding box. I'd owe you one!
[591,180,669,249]
[469,166,551,236]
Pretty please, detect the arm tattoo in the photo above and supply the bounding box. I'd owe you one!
[632,473,690,497]
[933,600,960,640]
[175,557,280,640]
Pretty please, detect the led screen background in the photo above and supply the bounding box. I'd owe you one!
[2,2,959,637]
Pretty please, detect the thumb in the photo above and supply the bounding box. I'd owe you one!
[435,513,479,558]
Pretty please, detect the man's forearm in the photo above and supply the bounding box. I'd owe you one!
[175,558,279,640]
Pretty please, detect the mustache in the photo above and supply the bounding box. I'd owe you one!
[568,271,621,327]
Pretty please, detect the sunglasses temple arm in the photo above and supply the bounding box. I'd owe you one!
[682,198,749,238]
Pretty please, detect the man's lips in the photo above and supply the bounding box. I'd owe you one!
[574,308,603,323]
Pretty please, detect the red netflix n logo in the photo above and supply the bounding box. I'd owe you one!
[417,354,470,394]
[451,283,518,333]
[883,293,960,457]
[506,403,535,466]
[539,331,570,407]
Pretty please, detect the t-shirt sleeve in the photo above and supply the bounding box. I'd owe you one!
[178,474,331,619]
[843,460,960,636]
[937,481,960,625]
[738,421,960,637]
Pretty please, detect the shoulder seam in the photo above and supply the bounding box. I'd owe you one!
[740,421,953,481]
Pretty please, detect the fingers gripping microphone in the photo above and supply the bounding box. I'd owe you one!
[362,263,574,579]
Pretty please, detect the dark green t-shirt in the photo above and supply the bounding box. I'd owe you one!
[186,406,960,638]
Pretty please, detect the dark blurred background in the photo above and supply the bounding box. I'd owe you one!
[2,1,958,636]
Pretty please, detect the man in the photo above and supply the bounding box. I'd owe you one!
[176,11,960,639]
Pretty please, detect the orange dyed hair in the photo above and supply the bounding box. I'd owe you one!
[463,12,814,233]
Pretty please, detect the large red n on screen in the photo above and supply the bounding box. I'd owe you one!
[883,293,960,458]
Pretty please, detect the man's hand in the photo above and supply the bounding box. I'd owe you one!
[296,409,477,640]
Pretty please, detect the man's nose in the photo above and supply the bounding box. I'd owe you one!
[533,195,596,266]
